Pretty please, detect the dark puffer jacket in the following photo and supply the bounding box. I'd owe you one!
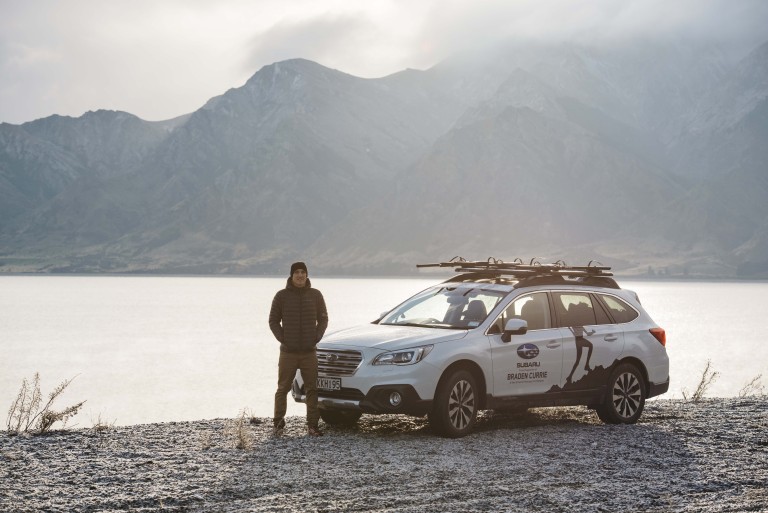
[269,277,329,353]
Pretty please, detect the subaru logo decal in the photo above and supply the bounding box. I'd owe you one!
[516,343,540,359]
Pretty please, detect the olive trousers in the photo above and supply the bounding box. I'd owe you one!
[274,349,319,428]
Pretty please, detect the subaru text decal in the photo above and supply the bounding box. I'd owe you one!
[516,343,540,359]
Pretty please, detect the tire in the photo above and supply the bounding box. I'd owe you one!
[596,363,647,424]
[429,369,479,438]
[319,409,362,426]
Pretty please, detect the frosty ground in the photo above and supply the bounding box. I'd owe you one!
[1,397,766,512]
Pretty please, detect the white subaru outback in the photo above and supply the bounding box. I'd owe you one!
[292,259,669,437]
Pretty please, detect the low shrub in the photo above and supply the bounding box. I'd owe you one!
[6,373,85,435]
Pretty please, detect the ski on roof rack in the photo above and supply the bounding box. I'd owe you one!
[417,256,613,278]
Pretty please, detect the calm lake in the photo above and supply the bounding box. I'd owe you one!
[1,275,766,427]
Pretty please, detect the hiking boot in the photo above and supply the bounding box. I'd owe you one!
[272,418,286,436]
[307,426,324,437]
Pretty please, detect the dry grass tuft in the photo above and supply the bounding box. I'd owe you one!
[682,360,719,402]
[6,373,85,435]
[227,410,254,450]
[91,413,116,433]
[739,374,765,398]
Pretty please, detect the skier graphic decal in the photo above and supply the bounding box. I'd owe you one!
[566,325,595,384]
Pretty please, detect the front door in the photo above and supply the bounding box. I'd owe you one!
[489,292,563,397]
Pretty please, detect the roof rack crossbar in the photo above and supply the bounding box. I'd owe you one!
[417,257,613,278]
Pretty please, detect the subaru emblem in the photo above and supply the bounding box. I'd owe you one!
[516,343,540,359]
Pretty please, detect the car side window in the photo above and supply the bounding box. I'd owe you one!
[554,292,597,327]
[592,295,614,324]
[598,294,639,323]
[490,292,551,333]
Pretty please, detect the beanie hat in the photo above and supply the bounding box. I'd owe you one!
[290,261,308,276]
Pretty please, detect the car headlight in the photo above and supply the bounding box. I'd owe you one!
[372,345,434,366]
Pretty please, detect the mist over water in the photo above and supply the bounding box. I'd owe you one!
[1,275,765,427]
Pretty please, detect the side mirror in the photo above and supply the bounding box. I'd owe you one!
[501,318,528,343]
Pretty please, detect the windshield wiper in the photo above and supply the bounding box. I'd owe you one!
[382,322,459,330]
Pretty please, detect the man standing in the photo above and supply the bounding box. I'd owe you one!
[269,261,328,436]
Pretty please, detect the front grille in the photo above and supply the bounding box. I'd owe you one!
[317,349,362,376]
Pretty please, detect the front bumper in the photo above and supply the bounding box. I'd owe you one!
[292,381,432,416]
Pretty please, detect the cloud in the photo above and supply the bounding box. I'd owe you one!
[243,3,439,78]
[416,0,768,54]
[0,0,268,123]
[0,0,766,124]
[245,16,378,75]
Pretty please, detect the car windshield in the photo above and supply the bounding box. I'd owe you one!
[379,284,510,329]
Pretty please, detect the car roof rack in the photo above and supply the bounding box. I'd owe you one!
[417,257,620,289]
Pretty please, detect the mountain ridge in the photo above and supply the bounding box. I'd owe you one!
[1,38,766,277]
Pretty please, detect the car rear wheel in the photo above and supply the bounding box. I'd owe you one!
[319,409,362,426]
[429,369,478,438]
[596,363,646,424]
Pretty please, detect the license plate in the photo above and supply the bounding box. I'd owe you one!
[317,377,341,391]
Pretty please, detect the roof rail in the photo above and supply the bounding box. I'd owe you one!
[417,256,613,279]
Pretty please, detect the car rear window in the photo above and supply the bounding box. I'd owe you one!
[599,294,639,323]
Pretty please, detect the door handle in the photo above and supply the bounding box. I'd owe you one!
[604,335,618,342]
[546,340,561,348]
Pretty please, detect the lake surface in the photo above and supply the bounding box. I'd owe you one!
[1,275,766,427]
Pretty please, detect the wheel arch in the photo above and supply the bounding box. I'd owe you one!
[435,359,488,410]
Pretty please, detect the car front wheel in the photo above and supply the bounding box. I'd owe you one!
[596,363,646,424]
[429,369,478,438]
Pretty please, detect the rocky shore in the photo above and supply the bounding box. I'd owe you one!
[1,397,767,512]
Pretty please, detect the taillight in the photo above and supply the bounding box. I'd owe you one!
[650,327,666,347]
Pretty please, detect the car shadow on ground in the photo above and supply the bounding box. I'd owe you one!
[319,404,683,437]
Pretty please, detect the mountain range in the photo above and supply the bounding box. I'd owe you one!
[1,37,767,277]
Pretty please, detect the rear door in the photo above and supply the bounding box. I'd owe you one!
[488,292,564,397]
[552,292,625,391]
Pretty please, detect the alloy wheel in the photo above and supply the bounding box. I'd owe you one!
[448,379,475,430]
[612,371,642,419]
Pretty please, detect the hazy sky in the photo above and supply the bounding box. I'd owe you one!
[1,0,766,125]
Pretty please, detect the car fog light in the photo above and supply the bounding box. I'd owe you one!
[389,391,402,407]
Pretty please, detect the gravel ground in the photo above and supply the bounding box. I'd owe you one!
[1,397,767,513]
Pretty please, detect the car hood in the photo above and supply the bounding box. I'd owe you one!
[319,323,468,351]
